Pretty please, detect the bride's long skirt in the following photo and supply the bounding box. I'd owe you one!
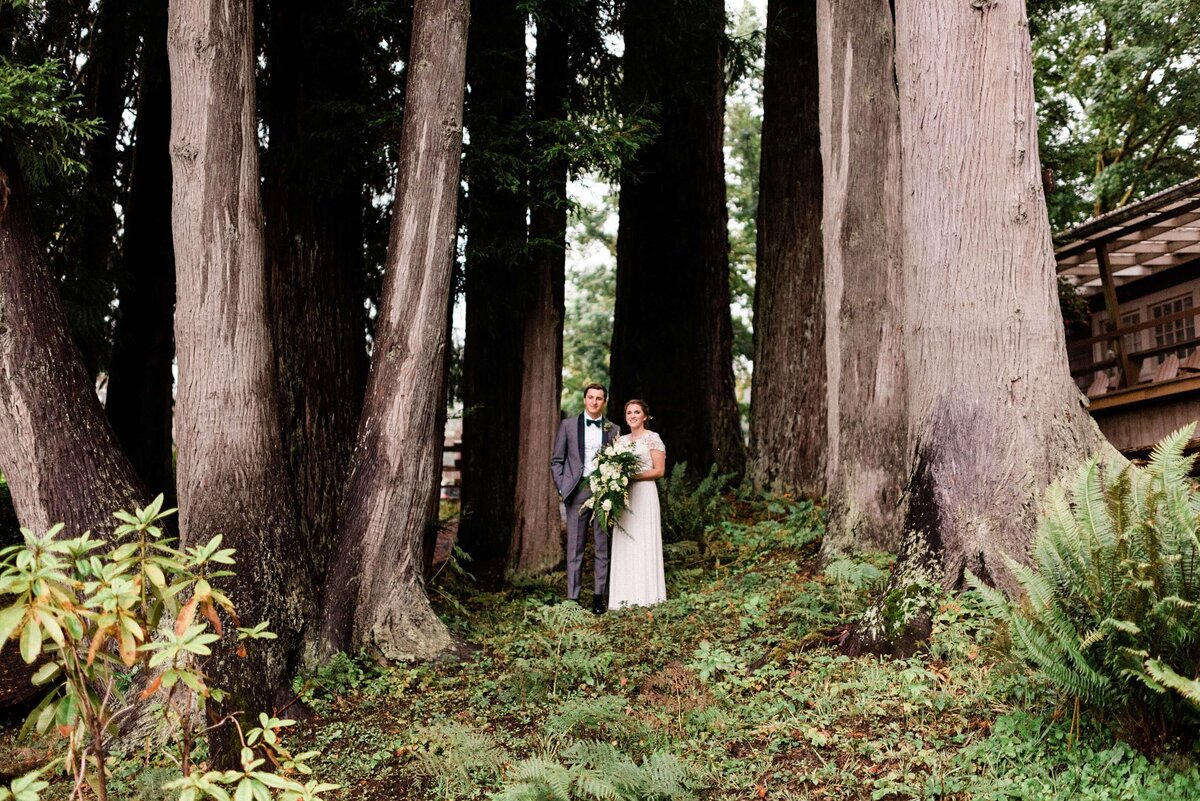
[608,480,666,609]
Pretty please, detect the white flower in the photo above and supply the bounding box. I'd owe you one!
[602,499,612,511]
[621,477,628,486]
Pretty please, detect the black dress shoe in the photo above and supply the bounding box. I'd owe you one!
[591,596,607,615]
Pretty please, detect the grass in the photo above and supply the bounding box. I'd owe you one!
[5,495,1200,798]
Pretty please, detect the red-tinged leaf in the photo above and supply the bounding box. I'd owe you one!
[139,674,164,700]
[119,630,137,667]
[176,596,199,636]
[86,628,108,667]
[201,600,224,636]
[756,785,767,798]
[236,643,247,658]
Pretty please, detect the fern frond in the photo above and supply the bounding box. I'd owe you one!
[1144,658,1200,709]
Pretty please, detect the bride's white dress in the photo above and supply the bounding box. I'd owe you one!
[608,431,667,610]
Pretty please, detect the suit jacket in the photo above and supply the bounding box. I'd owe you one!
[550,413,619,503]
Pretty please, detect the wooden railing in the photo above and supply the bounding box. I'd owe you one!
[1068,305,1200,389]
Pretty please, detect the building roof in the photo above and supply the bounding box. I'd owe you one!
[1054,176,1200,295]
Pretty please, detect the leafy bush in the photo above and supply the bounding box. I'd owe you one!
[968,425,1200,746]
[660,463,733,544]
[0,496,336,800]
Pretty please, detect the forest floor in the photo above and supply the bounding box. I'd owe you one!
[5,496,1200,799]
[262,497,1200,800]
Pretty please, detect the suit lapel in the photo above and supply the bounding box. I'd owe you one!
[576,413,586,467]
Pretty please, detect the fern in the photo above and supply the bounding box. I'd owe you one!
[404,722,509,796]
[492,742,703,801]
[967,424,1200,743]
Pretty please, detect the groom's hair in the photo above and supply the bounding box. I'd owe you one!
[583,382,607,399]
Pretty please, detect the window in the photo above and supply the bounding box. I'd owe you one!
[1151,294,1196,362]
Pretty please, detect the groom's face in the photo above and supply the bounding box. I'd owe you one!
[584,388,606,418]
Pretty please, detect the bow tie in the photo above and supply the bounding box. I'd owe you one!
[586,419,603,427]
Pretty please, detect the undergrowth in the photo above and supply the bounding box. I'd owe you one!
[5,492,1200,799]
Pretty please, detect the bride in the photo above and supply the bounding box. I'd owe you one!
[608,399,667,610]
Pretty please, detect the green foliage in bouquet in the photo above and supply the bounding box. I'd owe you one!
[661,463,734,544]
[581,441,641,532]
[968,424,1200,746]
[0,496,336,801]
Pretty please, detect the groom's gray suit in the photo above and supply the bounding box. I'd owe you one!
[551,413,619,600]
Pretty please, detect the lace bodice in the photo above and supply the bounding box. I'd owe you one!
[621,431,665,470]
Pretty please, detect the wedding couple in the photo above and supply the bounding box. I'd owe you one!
[550,383,667,614]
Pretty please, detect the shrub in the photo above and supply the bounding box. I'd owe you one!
[0,496,336,800]
[660,463,733,544]
[968,425,1200,747]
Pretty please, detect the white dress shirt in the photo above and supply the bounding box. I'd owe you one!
[582,414,603,477]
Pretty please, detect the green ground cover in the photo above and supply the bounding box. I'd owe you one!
[5,495,1200,799]
[276,498,1200,800]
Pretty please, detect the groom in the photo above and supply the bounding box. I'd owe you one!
[550,383,619,614]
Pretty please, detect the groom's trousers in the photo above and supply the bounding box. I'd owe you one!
[564,483,610,600]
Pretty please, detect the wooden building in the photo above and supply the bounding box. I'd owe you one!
[1056,177,1200,455]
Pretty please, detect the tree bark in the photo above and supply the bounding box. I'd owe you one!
[261,0,370,590]
[315,0,467,662]
[508,5,569,579]
[845,0,1109,655]
[457,0,529,563]
[816,0,907,557]
[0,153,147,537]
[612,0,745,480]
[106,0,177,507]
[748,0,825,498]
[167,0,309,750]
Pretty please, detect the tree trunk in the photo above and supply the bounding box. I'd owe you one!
[167,0,308,751]
[508,5,569,579]
[0,153,147,537]
[457,0,528,563]
[748,0,825,498]
[612,0,745,480]
[314,0,467,662]
[845,0,1109,655]
[60,0,132,378]
[816,0,907,557]
[261,0,370,590]
[106,0,177,507]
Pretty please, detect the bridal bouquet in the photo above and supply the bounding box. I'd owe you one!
[581,439,641,532]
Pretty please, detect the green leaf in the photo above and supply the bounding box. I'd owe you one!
[18,618,41,664]
[30,662,59,686]
[0,605,26,646]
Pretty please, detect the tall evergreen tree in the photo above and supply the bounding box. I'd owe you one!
[509,0,570,579]
[845,0,1110,654]
[457,0,529,562]
[316,0,467,662]
[105,0,177,506]
[816,0,907,557]
[168,0,309,756]
[748,0,824,497]
[260,0,370,587]
[612,0,745,479]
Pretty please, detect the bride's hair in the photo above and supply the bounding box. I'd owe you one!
[623,399,653,425]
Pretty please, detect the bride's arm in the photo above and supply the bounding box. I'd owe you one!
[633,449,666,481]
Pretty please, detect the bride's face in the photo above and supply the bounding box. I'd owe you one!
[625,405,645,430]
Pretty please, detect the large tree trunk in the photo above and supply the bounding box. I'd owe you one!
[457,0,528,563]
[508,4,569,579]
[261,0,369,589]
[748,0,824,497]
[0,153,147,537]
[845,0,1109,655]
[168,0,309,752]
[816,0,907,557]
[612,0,745,480]
[106,0,177,506]
[315,0,467,662]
